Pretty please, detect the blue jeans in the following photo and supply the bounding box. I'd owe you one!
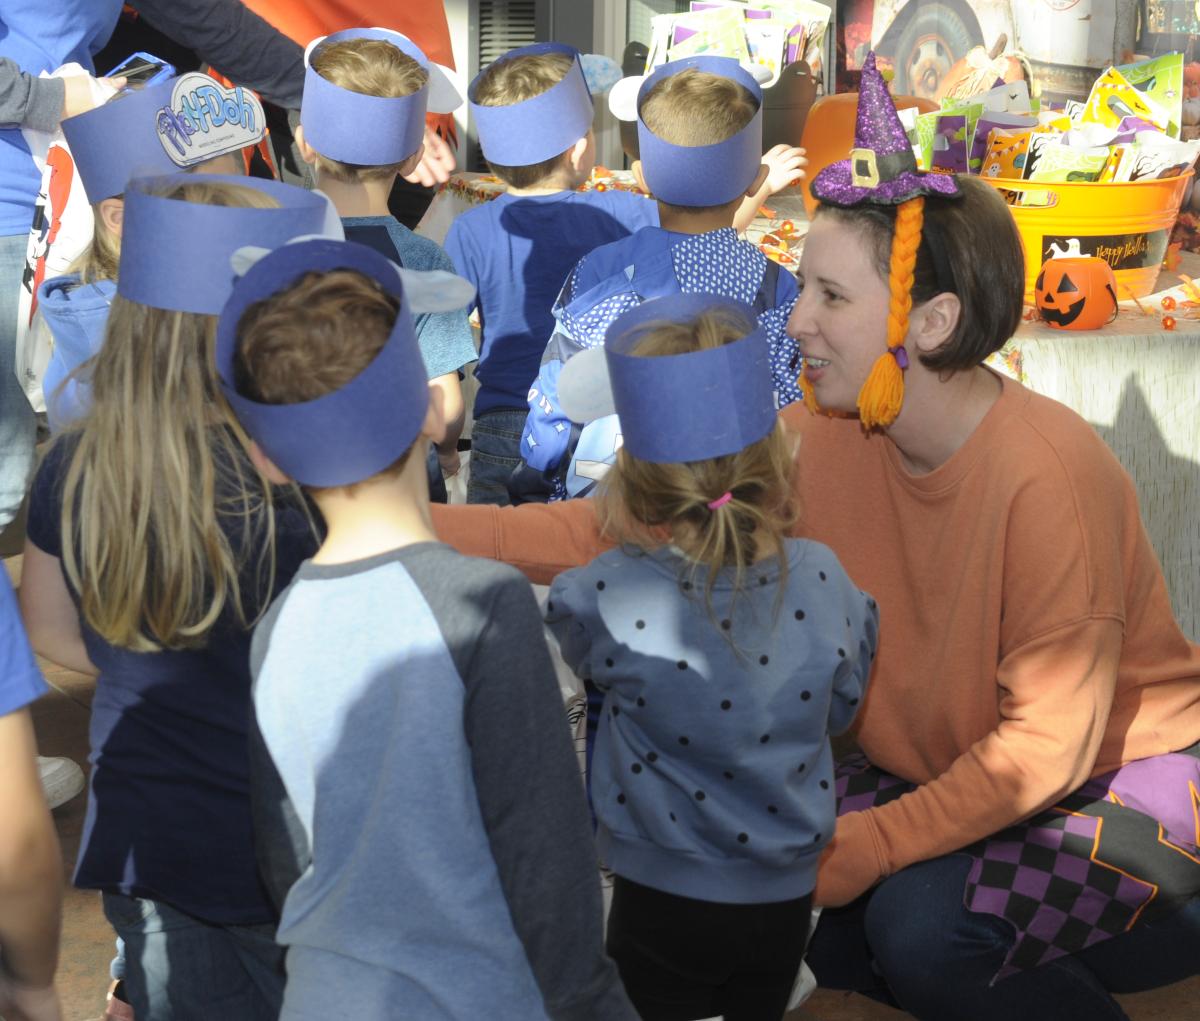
[806,853,1200,1020]
[466,408,526,506]
[0,233,36,529]
[103,893,284,1021]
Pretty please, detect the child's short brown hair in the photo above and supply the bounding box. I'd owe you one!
[639,68,760,216]
[233,269,419,485]
[309,38,429,183]
[474,50,579,189]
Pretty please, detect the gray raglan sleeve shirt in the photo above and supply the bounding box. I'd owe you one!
[0,58,65,131]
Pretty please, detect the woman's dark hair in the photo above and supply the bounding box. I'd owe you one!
[814,174,1025,372]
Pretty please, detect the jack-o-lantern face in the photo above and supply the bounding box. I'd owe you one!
[1035,256,1118,331]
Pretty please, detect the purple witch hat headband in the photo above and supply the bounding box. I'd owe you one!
[216,239,471,488]
[557,293,777,465]
[117,174,340,315]
[62,73,266,202]
[807,52,961,430]
[608,56,764,207]
[301,27,462,166]
[469,43,594,166]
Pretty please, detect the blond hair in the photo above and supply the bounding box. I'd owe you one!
[640,68,759,214]
[232,268,419,490]
[474,50,579,188]
[58,179,288,652]
[597,308,798,621]
[309,38,429,182]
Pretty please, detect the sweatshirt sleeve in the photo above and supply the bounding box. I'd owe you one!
[821,615,1122,905]
[431,499,613,585]
[828,587,877,737]
[462,571,637,1021]
[130,0,305,109]
[0,57,65,131]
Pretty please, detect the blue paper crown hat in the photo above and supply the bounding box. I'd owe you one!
[116,174,342,316]
[216,239,436,488]
[301,27,462,167]
[557,293,777,464]
[468,43,594,166]
[608,56,764,207]
[61,73,267,202]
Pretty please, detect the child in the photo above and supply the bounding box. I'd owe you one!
[217,237,638,1020]
[18,173,331,1020]
[297,27,475,499]
[40,72,266,430]
[445,42,660,505]
[0,569,62,1021]
[514,56,807,503]
[544,292,878,1021]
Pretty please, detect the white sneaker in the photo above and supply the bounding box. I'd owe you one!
[37,755,85,809]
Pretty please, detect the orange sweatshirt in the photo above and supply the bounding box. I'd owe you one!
[433,375,1200,883]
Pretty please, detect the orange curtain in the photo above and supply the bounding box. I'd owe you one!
[240,0,455,69]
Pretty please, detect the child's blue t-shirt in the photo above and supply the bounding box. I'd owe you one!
[342,215,477,379]
[443,189,658,418]
[0,568,48,717]
[25,434,319,925]
[546,540,879,904]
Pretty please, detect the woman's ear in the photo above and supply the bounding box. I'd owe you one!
[909,292,962,356]
[422,384,447,446]
[97,197,124,237]
[248,441,292,486]
[630,159,647,192]
[293,124,318,166]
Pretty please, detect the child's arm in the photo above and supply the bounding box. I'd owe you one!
[461,571,637,1020]
[18,542,96,677]
[0,707,62,1020]
[734,143,808,233]
[429,372,465,474]
[828,583,880,737]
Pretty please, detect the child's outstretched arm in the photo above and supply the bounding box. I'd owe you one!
[734,144,808,233]
[457,567,637,1020]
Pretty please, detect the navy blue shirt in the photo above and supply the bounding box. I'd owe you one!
[443,188,658,417]
[27,435,318,924]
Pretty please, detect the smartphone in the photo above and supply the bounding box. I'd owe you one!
[106,51,176,87]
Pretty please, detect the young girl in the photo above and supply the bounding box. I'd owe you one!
[18,173,330,1021]
[544,293,878,1021]
[37,75,262,432]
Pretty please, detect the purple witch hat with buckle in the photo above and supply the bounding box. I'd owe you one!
[469,43,594,166]
[301,28,462,167]
[807,52,960,430]
[215,239,438,488]
[811,52,959,207]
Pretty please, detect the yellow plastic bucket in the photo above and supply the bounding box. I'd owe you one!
[982,172,1192,300]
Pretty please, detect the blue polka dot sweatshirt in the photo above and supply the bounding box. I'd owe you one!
[546,539,878,905]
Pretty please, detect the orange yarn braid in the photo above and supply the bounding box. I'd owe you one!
[857,196,924,429]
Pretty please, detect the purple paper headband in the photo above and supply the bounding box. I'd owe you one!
[117,174,338,315]
[469,43,594,166]
[633,57,764,207]
[62,73,266,202]
[557,293,776,464]
[216,239,431,488]
[301,28,461,167]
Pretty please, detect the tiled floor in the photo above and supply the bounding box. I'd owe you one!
[15,547,1200,1020]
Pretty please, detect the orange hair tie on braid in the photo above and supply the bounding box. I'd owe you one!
[857,196,924,429]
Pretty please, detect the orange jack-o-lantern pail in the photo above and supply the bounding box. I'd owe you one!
[1034,256,1118,331]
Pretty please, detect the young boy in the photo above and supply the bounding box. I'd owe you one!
[513,57,806,502]
[297,28,475,497]
[217,238,637,1021]
[444,43,660,505]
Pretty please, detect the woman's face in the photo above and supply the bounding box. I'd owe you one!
[788,214,890,414]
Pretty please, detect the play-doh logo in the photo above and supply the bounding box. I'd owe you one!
[156,72,265,167]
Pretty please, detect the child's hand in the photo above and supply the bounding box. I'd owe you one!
[438,448,462,478]
[761,144,808,196]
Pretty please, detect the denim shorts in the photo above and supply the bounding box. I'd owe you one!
[466,408,527,506]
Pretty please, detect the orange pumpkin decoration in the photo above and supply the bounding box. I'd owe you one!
[1034,257,1118,330]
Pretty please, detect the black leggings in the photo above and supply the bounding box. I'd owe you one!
[607,876,812,1021]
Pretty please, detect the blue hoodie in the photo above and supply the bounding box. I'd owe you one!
[37,273,113,432]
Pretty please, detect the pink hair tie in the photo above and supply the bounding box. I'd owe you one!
[707,491,733,511]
